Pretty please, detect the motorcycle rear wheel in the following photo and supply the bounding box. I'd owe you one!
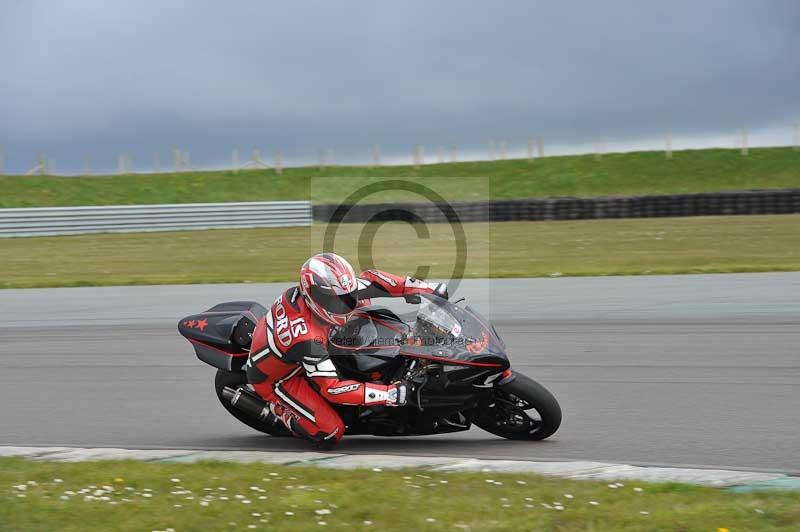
[470,373,562,441]
[214,369,292,437]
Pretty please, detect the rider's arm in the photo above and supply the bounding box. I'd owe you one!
[358,269,448,300]
[284,340,403,406]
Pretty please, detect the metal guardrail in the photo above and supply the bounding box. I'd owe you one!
[0,201,312,237]
[314,189,800,223]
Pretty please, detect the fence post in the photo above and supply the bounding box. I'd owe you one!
[594,137,607,160]
[275,150,282,175]
[369,145,381,167]
[665,130,673,159]
[537,136,544,158]
[413,144,423,169]
[740,129,749,156]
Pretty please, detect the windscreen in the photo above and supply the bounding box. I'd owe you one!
[415,297,463,340]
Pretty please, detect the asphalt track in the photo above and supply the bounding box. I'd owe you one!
[1,273,798,474]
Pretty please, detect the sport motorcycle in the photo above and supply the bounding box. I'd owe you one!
[178,295,561,441]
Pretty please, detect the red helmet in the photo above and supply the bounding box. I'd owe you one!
[299,253,358,326]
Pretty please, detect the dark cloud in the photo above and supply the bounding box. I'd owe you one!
[1,0,799,173]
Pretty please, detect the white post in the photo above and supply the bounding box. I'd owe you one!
[373,144,381,167]
[794,122,800,152]
[536,136,544,158]
[326,148,334,167]
[118,154,125,174]
[665,130,673,159]
[740,129,749,156]
[275,150,282,174]
[318,149,325,171]
[527,137,534,161]
[450,144,457,163]
[594,137,607,160]
[369,145,380,167]
[173,148,181,171]
[153,152,160,173]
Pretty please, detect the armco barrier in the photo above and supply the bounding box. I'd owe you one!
[0,201,312,237]
[2,190,797,237]
[313,189,800,223]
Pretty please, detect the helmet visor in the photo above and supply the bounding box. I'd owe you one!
[309,285,358,316]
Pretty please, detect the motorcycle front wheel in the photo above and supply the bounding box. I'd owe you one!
[470,373,562,441]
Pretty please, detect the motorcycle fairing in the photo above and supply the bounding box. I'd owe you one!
[334,298,509,370]
[178,301,267,371]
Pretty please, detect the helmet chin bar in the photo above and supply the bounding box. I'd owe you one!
[320,307,351,327]
[304,292,351,326]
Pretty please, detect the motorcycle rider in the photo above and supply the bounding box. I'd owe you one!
[246,252,448,446]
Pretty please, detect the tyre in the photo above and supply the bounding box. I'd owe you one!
[470,372,562,441]
[214,369,292,437]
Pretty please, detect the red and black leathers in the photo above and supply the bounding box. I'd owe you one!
[246,270,443,444]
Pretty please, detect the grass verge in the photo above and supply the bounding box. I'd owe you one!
[1,147,799,207]
[0,215,798,289]
[2,458,798,531]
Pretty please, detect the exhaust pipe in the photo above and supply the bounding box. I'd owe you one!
[222,386,274,422]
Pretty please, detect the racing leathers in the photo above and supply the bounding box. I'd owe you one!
[246,270,446,444]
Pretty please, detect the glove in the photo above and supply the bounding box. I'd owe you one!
[386,381,410,407]
[404,283,448,304]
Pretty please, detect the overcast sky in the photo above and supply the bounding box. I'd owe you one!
[1,0,799,173]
